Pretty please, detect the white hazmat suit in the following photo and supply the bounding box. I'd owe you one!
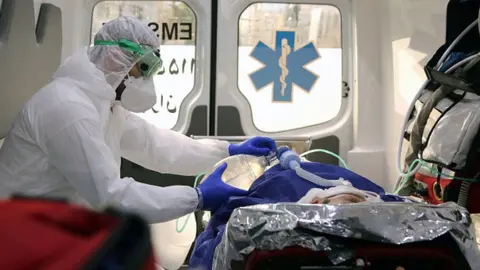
[0,17,231,223]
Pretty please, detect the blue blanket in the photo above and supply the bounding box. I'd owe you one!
[188,162,403,270]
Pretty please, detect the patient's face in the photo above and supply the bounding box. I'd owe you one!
[311,193,366,205]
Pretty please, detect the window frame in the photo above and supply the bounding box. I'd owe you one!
[235,1,346,133]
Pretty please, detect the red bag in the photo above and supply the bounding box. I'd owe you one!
[413,172,451,204]
[0,195,156,270]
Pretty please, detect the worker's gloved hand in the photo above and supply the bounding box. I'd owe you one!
[196,163,248,212]
[229,136,277,156]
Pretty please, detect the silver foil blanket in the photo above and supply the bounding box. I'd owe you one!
[212,202,480,269]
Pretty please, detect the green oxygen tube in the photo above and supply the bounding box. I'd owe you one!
[175,172,205,233]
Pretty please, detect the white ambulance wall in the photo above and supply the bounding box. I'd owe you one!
[34,0,89,59]
[347,0,387,188]
[0,0,63,138]
[349,0,448,191]
[380,0,448,190]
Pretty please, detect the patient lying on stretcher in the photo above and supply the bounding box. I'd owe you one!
[189,160,407,270]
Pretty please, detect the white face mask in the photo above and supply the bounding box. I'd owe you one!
[120,76,157,113]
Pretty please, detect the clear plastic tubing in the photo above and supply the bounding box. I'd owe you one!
[277,146,350,187]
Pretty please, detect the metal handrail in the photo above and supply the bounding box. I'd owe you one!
[190,135,310,141]
[190,135,312,153]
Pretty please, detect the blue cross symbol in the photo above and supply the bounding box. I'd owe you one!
[249,31,320,102]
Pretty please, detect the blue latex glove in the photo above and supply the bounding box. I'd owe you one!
[196,163,248,212]
[228,136,277,156]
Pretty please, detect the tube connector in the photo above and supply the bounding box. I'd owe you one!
[278,146,301,170]
[277,146,349,187]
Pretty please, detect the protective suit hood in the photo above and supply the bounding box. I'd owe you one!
[52,48,116,103]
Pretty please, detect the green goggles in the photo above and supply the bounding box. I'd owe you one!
[94,39,163,78]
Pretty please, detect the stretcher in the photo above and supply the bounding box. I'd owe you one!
[212,203,479,270]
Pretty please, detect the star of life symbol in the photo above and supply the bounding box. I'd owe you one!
[249,31,320,102]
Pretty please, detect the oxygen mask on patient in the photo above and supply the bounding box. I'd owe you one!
[200,152,277,191]
[200,145,351,191]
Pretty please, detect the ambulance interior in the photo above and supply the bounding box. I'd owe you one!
[1,0,480,269]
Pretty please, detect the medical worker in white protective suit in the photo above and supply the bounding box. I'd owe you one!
[0,16,277,223]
